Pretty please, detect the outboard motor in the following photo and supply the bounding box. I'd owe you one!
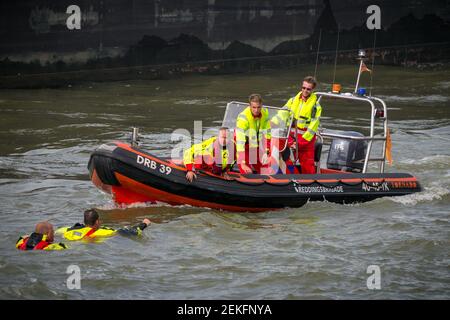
[326,131,367,172]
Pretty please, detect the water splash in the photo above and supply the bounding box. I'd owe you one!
[389,185,449,206]
[399,155,450,167]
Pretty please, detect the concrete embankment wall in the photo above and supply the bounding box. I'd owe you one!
[1,0,449,88]
[1,42,449,89]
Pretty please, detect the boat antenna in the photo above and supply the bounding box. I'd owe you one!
[369,29,377,97]
[332,26,340,85]
[314,28,322,79]
[354,49,366,93]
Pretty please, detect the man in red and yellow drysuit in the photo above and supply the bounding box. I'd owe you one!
[60,209,151,241]
[280,76,322,174]
[235,94,271,174]
[16,221,67,251]
[183,127,236,182]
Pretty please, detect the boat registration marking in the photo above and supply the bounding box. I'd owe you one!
[362,181,389,192]
[136,155,172,175]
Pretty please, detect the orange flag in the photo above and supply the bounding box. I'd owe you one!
[386,129,393,165]
[361,61,372,73]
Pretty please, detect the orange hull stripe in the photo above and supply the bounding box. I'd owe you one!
[383,177,417,182]
[115,142,187,171]
[340,179,363,183]
[114,172,276,213]
[112,143,418,185]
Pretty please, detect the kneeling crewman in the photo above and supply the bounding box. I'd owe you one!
[183,127,236,182]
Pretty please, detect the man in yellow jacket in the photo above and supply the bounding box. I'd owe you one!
[183,127,236,182]
[60,209,151,241]
[280,76,322,174]
[235,94,271,174]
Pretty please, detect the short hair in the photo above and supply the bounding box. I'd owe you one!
[248,93,262,104]
[84,209,99,227]
[35,221,53,235]
[303,76,317,88]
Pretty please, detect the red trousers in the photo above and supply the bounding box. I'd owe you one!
[238,147,263,174]
[298,135,316,174]
[288,134,316,174]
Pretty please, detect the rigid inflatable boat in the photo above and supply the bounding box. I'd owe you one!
[88,92,421,212]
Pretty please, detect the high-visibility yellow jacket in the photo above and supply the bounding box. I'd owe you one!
[272,92,322,141]
[59,224,117,241]
[183,137,235,173]
[235,107,271,163]
[16,233,67,250]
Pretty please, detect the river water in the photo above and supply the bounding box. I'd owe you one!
[0,65,449,299]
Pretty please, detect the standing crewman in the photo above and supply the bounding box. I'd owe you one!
[235,94,271,174]
[281,76,322,174]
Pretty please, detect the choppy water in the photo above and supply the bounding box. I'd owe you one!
[0,65,449,299]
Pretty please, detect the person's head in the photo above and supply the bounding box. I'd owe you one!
[248,93,262,117]
[217,127,230,146]
[301,76,317,98]
[84,209,100,229]
[35,221,54,243]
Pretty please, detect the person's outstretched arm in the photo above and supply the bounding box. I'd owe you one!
[117,219,151,236]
